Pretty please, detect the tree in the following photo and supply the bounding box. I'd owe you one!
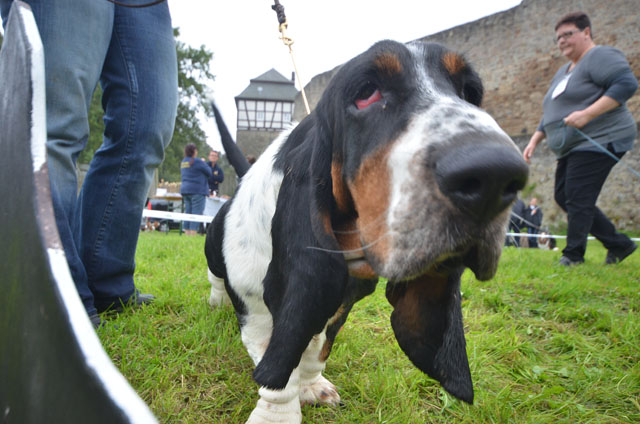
[82,28,215,182]
[159,28,215,181]
[78,85,105,165]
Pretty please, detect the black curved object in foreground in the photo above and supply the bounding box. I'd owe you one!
[0,3,156,423]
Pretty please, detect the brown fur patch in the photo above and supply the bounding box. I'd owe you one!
[386,273,448,333]
[332,161,353,214]
[347,260,376,279]
[318,306,346,362]
[333,220,377,279]
[319,339,332,362]
[348,144,393,264]
[442,51,466,75]
[333,220,360,251]
[375,53,403,77]
[322,212,333,235]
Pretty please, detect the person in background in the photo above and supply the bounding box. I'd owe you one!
[524,197,543,248]
[0,0,178,327]
[180,143,212,235]
[522,11,637,266]
[506,197,525,247]
[206,150,224,196]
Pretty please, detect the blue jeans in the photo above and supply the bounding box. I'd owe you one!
[183,194,206,231]
[1,0,178,315]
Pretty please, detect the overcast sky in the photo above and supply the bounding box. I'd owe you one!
[167,0,522,151]
[2,0,523,152]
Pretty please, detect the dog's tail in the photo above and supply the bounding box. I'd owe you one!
[211,101,251,178]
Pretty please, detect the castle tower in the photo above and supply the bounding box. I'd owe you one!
[235,69,298,159]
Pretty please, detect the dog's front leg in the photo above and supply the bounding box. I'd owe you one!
[247,369,302,424]
[298,330,340,406]
[248,330,339,424]
[238,308,302,423]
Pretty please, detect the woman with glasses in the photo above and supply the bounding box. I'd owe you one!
[522,11,638,266]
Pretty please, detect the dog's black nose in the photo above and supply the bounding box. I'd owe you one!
[436,144,528,222]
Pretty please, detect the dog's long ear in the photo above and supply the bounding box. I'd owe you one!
[306,116,339,246]
[385,267,474,404]
[306,107,378,281]
[305,101,349,251]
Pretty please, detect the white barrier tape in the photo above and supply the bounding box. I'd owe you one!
[142,210,640,242]
[142,209,214,224]
[508,232,573,240]
[507,232,640,242]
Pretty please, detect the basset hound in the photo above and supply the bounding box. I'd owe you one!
[205,40,528,423]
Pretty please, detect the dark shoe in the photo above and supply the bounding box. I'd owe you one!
[95,290,155,314]
[558,256,583,266]
[605,243,637,265]
[89,313,102,329]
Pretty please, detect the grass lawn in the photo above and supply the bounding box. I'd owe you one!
[99,232,640,423]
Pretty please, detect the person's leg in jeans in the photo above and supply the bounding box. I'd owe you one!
[1,0,114,316]
[555,150,632,262]
[183,194,195,234]
[79,2,177,310]
[183,194,205,235]
[190,194,206,235]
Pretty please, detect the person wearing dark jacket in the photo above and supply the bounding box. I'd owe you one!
[180,143,212,235]
[206,150,224,196]
[524,198,543,248]
[506,198,526,247]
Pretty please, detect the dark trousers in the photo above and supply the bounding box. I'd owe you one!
[527,227,539,248]
[554,149,632,261]
[506,222,521,247]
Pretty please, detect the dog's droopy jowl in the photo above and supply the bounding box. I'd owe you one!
[205,40,528,423]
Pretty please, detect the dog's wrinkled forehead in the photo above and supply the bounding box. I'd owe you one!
[321,40,484,180]
[405,41,483,107]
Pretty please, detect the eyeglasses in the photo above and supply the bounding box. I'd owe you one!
[554,29,582,43]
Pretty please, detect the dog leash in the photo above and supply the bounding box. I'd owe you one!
[561,121,640,179]
[510,123,639,237]
[510,211,543,231]
[106,0,166,7]
[509,123,640,243]
[271,0,311,115]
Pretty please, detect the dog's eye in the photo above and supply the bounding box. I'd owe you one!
[355,82,382,110]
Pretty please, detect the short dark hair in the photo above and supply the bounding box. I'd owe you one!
[555,11,592,37]
[184,143,197,157]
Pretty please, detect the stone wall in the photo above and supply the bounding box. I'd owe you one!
[293,69,339,122]
[291,0,640,232]
[237,129,280,160]
[415,0,640,136]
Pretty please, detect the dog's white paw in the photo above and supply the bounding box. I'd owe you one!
[246,406,301,424]
[299,375,340,406]
[246,390,302,424]
[208,269,231,307]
